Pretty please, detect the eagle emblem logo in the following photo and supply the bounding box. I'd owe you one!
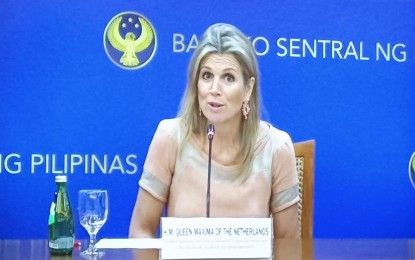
[104,12,157,70]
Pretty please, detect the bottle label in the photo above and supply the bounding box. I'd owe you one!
[48,202,56,226]
[49,237,74,249]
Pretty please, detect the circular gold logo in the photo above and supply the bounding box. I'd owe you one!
[104,12,157,70]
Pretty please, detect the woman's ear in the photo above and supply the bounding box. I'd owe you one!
[245,77,255,100]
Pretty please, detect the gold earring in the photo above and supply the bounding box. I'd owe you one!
[242,100,250,120]
[199,107,202,116]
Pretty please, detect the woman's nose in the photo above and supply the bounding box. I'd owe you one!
[209,77,221,95]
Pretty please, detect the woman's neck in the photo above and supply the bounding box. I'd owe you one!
[201,121,243,166]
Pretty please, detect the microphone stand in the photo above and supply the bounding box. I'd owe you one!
[206,124,215,218]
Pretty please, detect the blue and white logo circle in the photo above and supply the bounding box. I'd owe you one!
[409,151,415,188]
[104,12,157,70]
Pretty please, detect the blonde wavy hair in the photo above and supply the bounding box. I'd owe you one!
[178,23,261,182]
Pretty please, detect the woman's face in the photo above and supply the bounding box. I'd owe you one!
[197,53,254,128]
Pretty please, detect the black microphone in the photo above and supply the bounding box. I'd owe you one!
[206,124,215,217]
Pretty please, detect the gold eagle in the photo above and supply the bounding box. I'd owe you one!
[107,16,154,67]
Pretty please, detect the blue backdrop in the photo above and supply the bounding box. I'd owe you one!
[0,0,414,239]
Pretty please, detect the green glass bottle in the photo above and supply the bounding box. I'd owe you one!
[48,175,75,255]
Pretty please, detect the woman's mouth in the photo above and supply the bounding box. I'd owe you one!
[208,102,223,108]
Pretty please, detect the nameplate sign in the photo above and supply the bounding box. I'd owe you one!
[161,217,272,259]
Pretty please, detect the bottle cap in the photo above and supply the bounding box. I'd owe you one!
[55,175,67,182]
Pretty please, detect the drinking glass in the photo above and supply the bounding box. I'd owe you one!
[78,189,108,256]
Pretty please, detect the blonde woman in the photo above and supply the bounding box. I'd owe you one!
[129,23,299,239]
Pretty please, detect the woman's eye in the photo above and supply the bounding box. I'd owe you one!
[202,72,212,80]
[225,74,235,82]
